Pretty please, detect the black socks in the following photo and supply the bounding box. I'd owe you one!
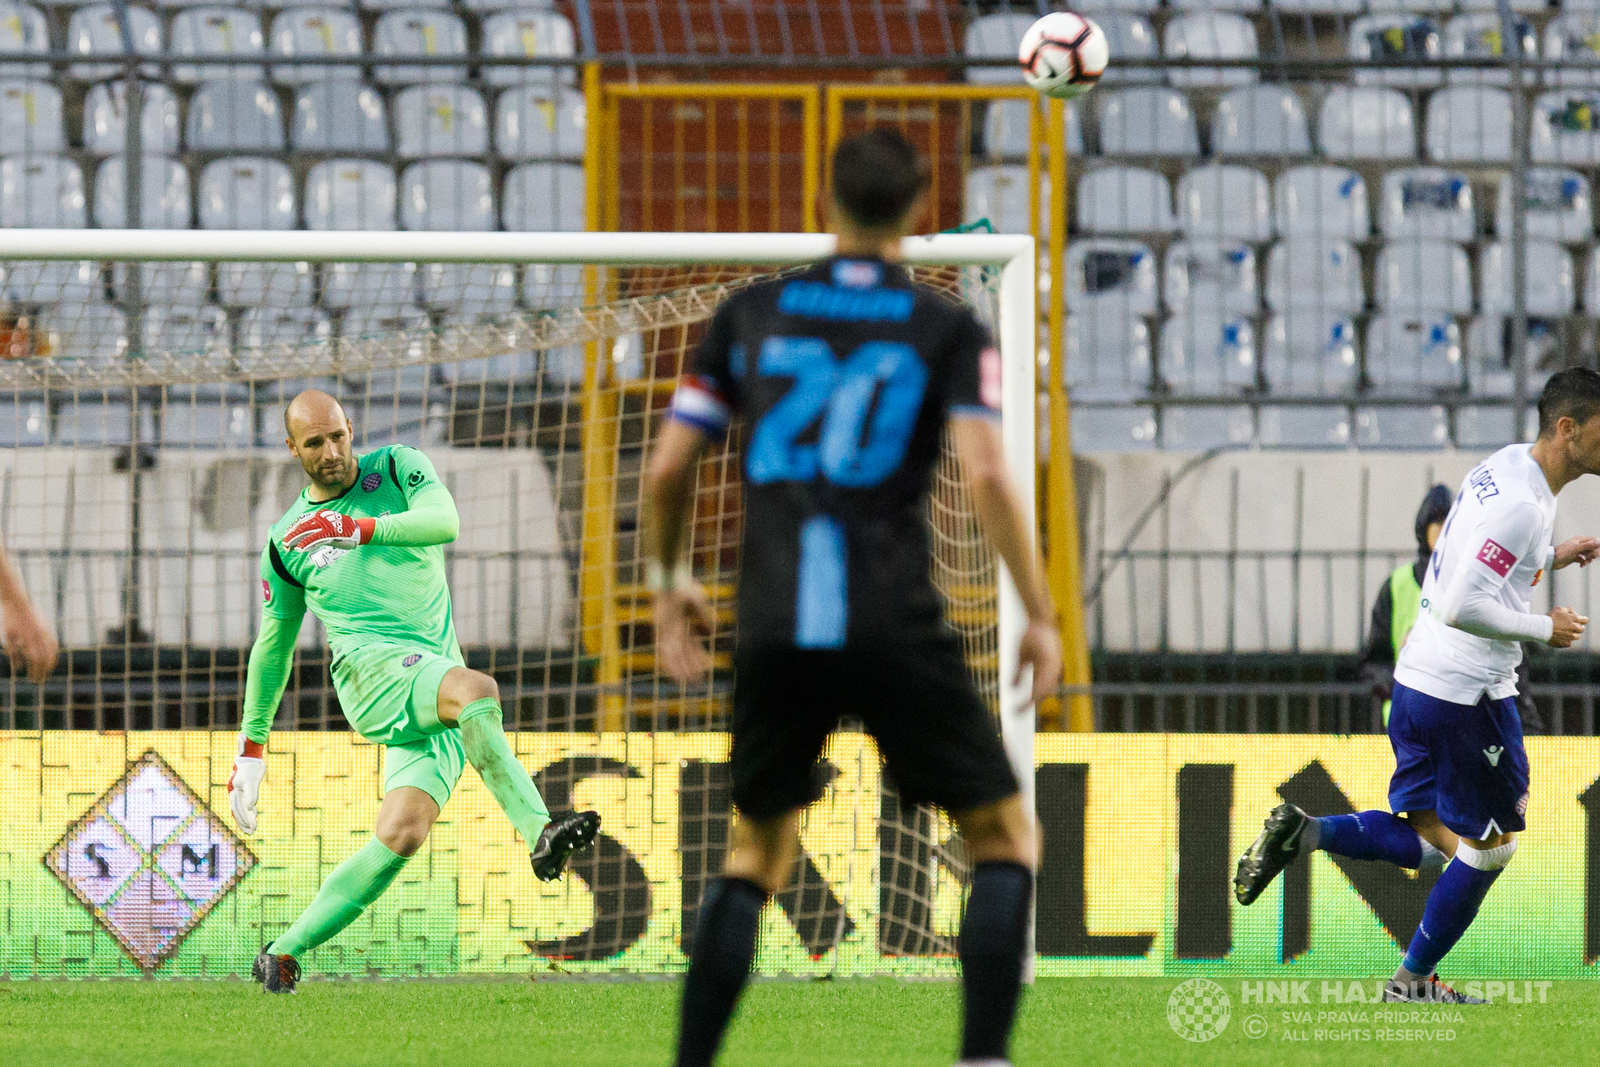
[959,861,1034,1062]
[675,877,769,1067]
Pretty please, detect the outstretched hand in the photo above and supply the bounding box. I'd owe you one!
[1014,618,1064,709]
[1554,536,1600,571]
[2,594,57,684]
[655,582,714,683]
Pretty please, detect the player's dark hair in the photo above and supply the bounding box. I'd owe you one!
[830,130,929,228]
[1537,367,1600,437]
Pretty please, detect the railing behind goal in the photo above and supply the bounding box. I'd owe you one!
[0,230,1035,977]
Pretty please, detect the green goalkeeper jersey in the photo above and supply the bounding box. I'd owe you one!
[242,445,462,742]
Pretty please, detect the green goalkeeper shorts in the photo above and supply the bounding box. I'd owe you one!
[331,640,467,811]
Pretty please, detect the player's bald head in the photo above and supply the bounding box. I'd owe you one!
[284,389,347,442]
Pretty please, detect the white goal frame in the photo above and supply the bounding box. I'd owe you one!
[0,228,1039,966]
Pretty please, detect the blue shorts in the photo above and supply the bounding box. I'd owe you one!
[1388,682,1530,838]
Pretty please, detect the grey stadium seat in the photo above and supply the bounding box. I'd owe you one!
[269,7,364,85]
[1161,405,1256,451]
[1364,314,1464,391]
[399,160,494,231]
[1349,15,1443,89]
[1070,407,1159,453]
[1354,407,1451,449]
[1075,166,1177,235]
[304,160,397,230]
[1544,15,1600,90]
[1531,92,1600,166]
[963,165,1051,236]
[0,261,101,306]
[1263,310,1359,395]
[1273,165,1370,240]
[962,13,1034,86]
[481,11,577,88]
[57,402,135,445]
[1163,240,1259,316]
[1091,14,1159,87]
[373,11,468,85]
[1442,13,1535,87]
[292,84,390,153]
[0,3,51,79]
[1066,238,1159,317]
[68,5,162,81]
[82,81,181,156]
[394,85,490,159]
[185,80,286,152]
[1257,405,1352,449]
[112,261,211,307]
[199,157,296,230]
[419,263,519,319]
[495,89,587,160]
[0,398,48,447]
[0,80,62,154]
[1478,240,1575,317]
[501,162,586,230]
[1317,87,1417,160]
[142,305,230,360]
[322,261,418,312]
[160,401,256,450]
[1174,164,1272,242]
[1495,169,1592,244]
[238,308,332,354]
[220,261,314,308]
[1266,239,1365,314]
[522,261,583,309]
[1097,87,1201,157]
[1379,167,1475,241]
[1376,239,1473,313]
[1064,308,1153,399]
[1211,85,1311,158]
[1162,13,1259,90]
[45,304,130,365]
[170,7,266,84]
[1161,310,1258,395]
[0,155,86,228]
[1425,87,1513,163]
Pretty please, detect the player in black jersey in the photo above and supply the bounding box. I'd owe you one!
[645,130,1062,1067]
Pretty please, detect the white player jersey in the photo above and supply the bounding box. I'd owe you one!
[1394,444,1558,705]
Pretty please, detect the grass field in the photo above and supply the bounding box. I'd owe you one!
[3,977,1597,1066]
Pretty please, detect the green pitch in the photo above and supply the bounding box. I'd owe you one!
[4,977,1597,1066]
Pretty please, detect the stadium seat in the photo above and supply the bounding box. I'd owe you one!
[961,13,1035,85]
[1317,86,1417,160]
[1455,405,1517,447]
[1586,247,1600,312]
[1257,405,1351,448]
[1376,239,1472,312]
[419,263,519,318]
[1162,13,1259,89]
[142,305,230,361]
[1364,312,1464,389]
[501,161,586,230]
[159,400,256,449]
[522,261,584,309]
[1348,15,1443,89]
[1467,315,1559,397]
[1263,310,1359,394]
[0,398,48,446]
[199,157,296,230]
[170,7,266,83]
[1164,241,1258,317]
[238,307,332,352]
[1496,169,1592,243]
[112,261,211,308]
[45,304,129,365]
[1479,240,1576,316]
[1064,309,1153,401]
[57,401,136,445]
[1265,239,1365,314]
[1442,13,1535,87]
[963,165,1051,236]
[1066,238,1159,316]
[0,155,85,228]
[1543,16,1600,89]
[495,89,587,160]
[1161,405,1256,450]
[1425,87,1513,163]
[1272,0,1361,13]
[1354,406,1451,448]
[220,260,314,308]
[304,160,397,230]
[1273,165,1370,240]
[1161,311,1257,395]
[352,402,433,448]
[1072,0,1158,12]
[82,81,180,156]
[461,0,560,10]
[95,155,191,229]
[394,85,490,159]
[1458,0,1542,13]
[399,160,494,231]
[0,3,50,79]
[185,80,287,152]
[1097,88,1200,158]
[361,0,448,9]
[1175,164,1271,242]
[1531,91,1600,165]
[1070,405,1158,452]
[0,81,61,154]
[1378,167,1475,241]
[269,7,364,85]
[1211,85,1311,158]
[67,4,161,81]
[0,261,100,308]
[980,99,1082,159]
[372,10,469,85]
[1075,166,1177,235]
[1090,13,1159,86]
[292,83,390,153]
[481,11,578,88]
[322,261,419,312]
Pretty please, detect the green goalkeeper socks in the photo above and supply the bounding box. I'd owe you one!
[269,837,409,959]
[458,697,552,848]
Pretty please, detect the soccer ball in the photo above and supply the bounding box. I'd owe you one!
[1018,12,1109,100]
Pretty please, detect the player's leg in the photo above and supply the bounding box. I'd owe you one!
[1387,691,1526,1003]
[255,785,439,992]
[434,665,599,880]
[858,638,1033,1067]
[1235,681,1449,905]
[675,646,833,1067]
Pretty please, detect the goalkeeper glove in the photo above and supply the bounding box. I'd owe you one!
[283,510,375,552]
[229,735,266,835]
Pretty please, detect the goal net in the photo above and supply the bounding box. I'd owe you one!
[0,230,1036,979]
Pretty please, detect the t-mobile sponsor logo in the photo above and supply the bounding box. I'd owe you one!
[1476,539,1517,577]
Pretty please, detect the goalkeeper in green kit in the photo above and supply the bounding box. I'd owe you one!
[232,390,600,993]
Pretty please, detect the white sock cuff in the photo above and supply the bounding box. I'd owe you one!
[1416,838,1449,869]
[1454,839,1517,871]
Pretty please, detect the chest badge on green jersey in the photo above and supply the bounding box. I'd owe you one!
[309,545,349,570]
[361,472,381,492]
[402,654,421,667]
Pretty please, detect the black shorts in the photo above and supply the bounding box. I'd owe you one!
[728,637,1021,819]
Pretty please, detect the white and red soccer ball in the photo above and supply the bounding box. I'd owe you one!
[1019,12,1109,100]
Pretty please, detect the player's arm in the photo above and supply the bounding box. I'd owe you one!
[950,415,1062,707]
[282,448,459,552]
[0,535,57,684]
[230,545,308,835]
[1435,503,1583,647]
